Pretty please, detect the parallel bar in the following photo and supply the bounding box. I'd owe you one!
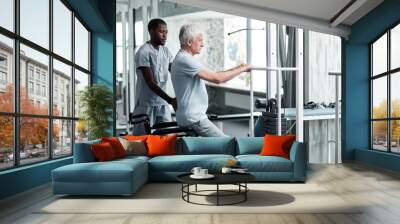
[335,74,340,163]
[128,6,135,132]
[252,66,299,71]
[247,19,254,137]
[296,29,304,142]
[266,22,271,100]
[122,5,129,133]
[329,71,341,163]
[277,70,281,135]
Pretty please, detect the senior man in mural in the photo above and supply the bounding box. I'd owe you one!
[132,18,177,134]
[171,24,252,137]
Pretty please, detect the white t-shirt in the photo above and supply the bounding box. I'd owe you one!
[171,50,208,126]
[135,42,173,106]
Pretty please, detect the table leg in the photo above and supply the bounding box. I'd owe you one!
[195,184,197,192]
[187,184,190,202]
[245,183,247,201]
[327,119,331,164]
[217,184,219,206]
[181,184,183,199]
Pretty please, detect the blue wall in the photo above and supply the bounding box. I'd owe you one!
[68,0,116,133]
[355,149,400,172]
[0,158,72,199]
[92,31,116,135]
[66,0,110,32]
[0,0,116,200]
[343,0,400,170]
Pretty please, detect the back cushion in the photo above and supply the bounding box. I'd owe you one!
[91,142,118,162]
[73,139,100,163]
[179,137,235,155]
[101,137,127,158]
[124,135,148,141]
[259,134,296,159]
[118,138,147,156]
[147,135,177,157]
[236,137,263,155]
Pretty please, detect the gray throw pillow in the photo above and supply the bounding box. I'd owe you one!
[118,137,147,156]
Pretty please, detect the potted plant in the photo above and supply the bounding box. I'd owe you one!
[79,84,113,140]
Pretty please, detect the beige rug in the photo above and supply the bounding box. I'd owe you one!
[38,183,362,214]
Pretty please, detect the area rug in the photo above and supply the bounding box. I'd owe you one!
[37,183,362,214]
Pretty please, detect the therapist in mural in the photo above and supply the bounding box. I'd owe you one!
[132,18,176,134]
[171,24,252,137]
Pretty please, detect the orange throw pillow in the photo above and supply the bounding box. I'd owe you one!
[101,137,127,158]
[91,142,118,162]
[259,134,296,159]
[146,135,177,157]
[124,135,148,141]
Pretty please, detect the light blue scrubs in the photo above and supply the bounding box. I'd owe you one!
[133,42,173,134]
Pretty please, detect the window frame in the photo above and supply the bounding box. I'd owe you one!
[370,20,400,154]
[0,70,7,85]
[0,53,7,85]
[0,0,92,171]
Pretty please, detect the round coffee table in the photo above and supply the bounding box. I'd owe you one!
[177,173,255,206]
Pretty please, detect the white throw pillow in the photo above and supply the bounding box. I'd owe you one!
[118,137,147,156]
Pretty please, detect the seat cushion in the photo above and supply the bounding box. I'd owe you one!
[118,155,150,162]
[236,155,293,172]
[53,158,147,183]
[149,154,235,172]
[113,155,150,167]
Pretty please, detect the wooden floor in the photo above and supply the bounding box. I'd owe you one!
[1,162,400,224]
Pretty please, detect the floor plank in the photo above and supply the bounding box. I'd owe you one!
[1,162,400,224]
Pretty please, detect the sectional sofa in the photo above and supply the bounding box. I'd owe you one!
[52,137,306,196]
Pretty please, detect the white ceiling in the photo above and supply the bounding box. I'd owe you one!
[168,0,384,37]
[223,0,385,26]
[224,0,352,24]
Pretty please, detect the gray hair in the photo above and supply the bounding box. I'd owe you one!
[179,24,202,47]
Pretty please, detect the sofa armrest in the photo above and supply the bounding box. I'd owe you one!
[289,141,307,181]
[73,140,100,163]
